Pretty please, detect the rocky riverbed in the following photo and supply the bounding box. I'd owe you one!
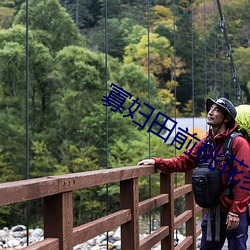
[0,225,188,249]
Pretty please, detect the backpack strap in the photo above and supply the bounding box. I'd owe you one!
[223,131,242,162]
[206,132,242,242]
[222,132,243,199]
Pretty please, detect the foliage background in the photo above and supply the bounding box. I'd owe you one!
[0,0,249,229]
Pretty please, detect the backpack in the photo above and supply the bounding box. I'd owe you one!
[192,132,241,208]
[192,104,250,208]
[192,105,250,241]
[235,105,250,142]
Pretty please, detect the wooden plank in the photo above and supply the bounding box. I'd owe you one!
[0,177,59,206]
[161,173,174,250]
[196,225,202,237]
[139,194,169,215]
[44,192,73,250]
[174,236,193,250]
[185,172,196,250]
[140,226,169,250]
[120,178,140,250]
[57,165,156,192]
[174,184,192,199]
[195,204,203,213]
[0,165,156,206]
[174,210,192,229]
[73,209,131,245]
[22,238,59,250]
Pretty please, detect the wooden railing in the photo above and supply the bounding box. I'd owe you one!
[0,165,203,250]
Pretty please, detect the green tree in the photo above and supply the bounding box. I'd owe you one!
[0,6,15,29]
[234,46,250,102]
[0,25,55,132]
[14,0,84,52]
[61,0,101,28]
[87,17,137,60]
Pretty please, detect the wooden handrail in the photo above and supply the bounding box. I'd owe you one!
[0,165,203,250]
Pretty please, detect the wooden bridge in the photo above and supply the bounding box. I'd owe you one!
[0,165,204,250]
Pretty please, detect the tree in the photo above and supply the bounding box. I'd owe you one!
[61,0,101,29]
[123,31,185,115]
[234,46,250,102]
[14,0,84,52]
[86,17,138,60]
[148,5,174,32]
[0,6,15,29]
[0,25,55,132]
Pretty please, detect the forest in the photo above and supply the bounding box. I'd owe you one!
[0,0,249,228]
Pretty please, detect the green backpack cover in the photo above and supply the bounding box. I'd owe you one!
[235,105,250,140]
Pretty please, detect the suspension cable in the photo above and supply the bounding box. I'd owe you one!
[191,0,195,126]
[216,0,242,104]
[172,0,179,245]
[25,0,30,245]
[104,0,109,248]
[203,0,207,98]
[147,0,152,234]
[213,0,217,96]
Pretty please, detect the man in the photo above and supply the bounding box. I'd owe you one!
[138,97,250,250]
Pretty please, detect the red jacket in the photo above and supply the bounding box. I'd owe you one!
[154,124,250,216]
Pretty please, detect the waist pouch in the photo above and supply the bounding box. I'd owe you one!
[192,163,221,208]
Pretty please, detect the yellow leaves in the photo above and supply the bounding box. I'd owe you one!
[158,85,181,117]
[124,33,173,75]
[183,99,193,114]
[174,56,186,77]
[0,7,15,29]
[158,88,174,105]
[148,5,174,32]
[152,5,172,19]
[200,112,207,118]
[166,80,179,91]
[124,31,185,84]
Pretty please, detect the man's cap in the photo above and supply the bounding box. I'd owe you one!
[206,97,237,119]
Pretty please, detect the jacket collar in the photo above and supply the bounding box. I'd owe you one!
[207,124,239,145]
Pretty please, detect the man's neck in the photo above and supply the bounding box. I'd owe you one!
[211,126,227,137]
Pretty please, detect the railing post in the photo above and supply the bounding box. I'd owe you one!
[160,173,174,250]
[120,178,139,250]
[185,171,196,250]
[44,192,73,250]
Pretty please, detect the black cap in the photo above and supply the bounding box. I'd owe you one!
[206,97,237,119]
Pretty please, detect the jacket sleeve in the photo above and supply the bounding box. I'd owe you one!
[229,136,250,215]
[153,140,203,174]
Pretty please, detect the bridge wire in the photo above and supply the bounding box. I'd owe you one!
[203,0,207,98]
[104,0,109,248]
[191,1,195,134]
[172,0,177,187]
[25,0,30,245]
[147,0,152,234]
[217,15,226,97]
[215,0,242,104]
[219,32,225,96]
[203,0,210,134]
[213,0,217,97]
[172,0,179,245]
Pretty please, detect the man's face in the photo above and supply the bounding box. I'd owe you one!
[207,104,226,127]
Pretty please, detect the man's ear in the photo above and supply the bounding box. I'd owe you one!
[224,114,232,123]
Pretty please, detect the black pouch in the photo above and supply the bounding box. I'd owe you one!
[192,163,221,208]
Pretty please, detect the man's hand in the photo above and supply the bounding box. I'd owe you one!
[226,213,240,230]
[137,159,155,166]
